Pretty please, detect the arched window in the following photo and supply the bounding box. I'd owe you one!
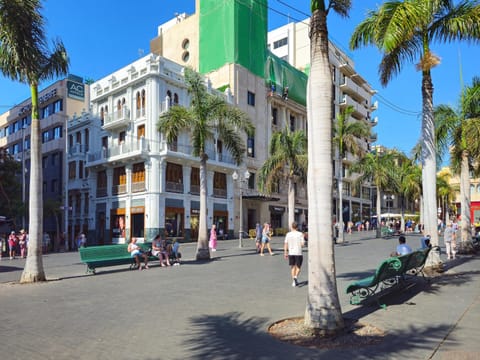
[167,90,172,106]
[477,184,480,193]
[141,90,146,116]
[117,99,122,111]
[174,93,179,105]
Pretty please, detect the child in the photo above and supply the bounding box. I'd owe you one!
[171,239,182,265]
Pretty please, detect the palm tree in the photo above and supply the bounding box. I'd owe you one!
[435,77,480,252]
[306,0,351,334]
[257,126,307,228]
[437,169,457,226]
[333,105,371,243]
[396,155,422,232]
[157,67,254,261]
[0,0,69,283]
[351,150,398,238]
[350,0,480,255]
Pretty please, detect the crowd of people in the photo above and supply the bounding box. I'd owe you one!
[127,233,182,271]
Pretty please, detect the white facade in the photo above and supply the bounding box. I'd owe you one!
[69,54,241,244]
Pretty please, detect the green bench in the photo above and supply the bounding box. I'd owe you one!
[346,247,432,306]
[79,243,157,274]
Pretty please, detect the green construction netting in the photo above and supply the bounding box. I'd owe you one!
[265,52,308,106]
[199,0,267,78]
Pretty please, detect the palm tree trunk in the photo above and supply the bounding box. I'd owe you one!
[459,150,473,252]
[196,154,210,260]
[287,177,295,229]
[376,186,382,238]
[421,71,441,268]
[304,7,344,333]
[20,84,46,283]
[337,159,344,243]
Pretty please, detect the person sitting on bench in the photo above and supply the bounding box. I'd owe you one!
[152,234,171,267]
[128,237,149,270]
[391,235,413,257]
[171,239,181,265]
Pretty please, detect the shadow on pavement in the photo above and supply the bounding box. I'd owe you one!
[179,311,455,360]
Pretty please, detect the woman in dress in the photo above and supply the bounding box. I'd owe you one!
[209,224,217,252]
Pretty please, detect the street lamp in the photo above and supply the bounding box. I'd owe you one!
[232,169,250,248]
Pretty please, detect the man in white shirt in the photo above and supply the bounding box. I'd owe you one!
[284,221,305,287]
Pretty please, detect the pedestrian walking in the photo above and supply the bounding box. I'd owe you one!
[209,224,217,252]
[255,222,262,253]
[283,221,305,287]
[260,223,274,256]
[444,222,456,260]
[7,231,17,259]
[18,229,27,258]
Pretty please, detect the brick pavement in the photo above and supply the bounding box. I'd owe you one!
[0,231,479,359]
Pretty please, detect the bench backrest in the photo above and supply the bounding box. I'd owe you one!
[397,252,415,273]
[405,247,431,272]
[79,244,130,261]
[374,257,403,283]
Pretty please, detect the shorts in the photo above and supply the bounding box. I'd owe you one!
[288,255,303,268]
[261,236,269,244]
[131,249,143,257]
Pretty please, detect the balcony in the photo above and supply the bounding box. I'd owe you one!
[165,142,236,166]
[112,184,127,195]
[86,137,150,167]
[213,188,227,198]
[166,181,184,193]
[96,187,107,197]
[339,76,371,103]
[132,181,146,193]
[102,107,131,131]
[339,95,368,120]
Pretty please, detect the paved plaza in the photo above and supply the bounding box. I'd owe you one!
[0,231,479,359]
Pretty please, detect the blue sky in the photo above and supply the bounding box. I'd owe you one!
[1,0,479,157]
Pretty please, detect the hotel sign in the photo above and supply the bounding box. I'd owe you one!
[67,80,85,100]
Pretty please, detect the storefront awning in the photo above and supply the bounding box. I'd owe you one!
[243,194,280,202]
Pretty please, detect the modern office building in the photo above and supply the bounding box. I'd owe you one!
[0,76,89,242]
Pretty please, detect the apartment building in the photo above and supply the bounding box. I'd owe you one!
[0,76,89,239]
[268,19,378,224]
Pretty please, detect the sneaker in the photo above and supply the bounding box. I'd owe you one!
[212,249,217,252]
[292,280,296,287]
[270,252,275,256]
[145,265,149,269]
[260,253,264,256]
[138,265,143,271]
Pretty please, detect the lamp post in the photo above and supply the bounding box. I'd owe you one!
[232,169,250,248]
